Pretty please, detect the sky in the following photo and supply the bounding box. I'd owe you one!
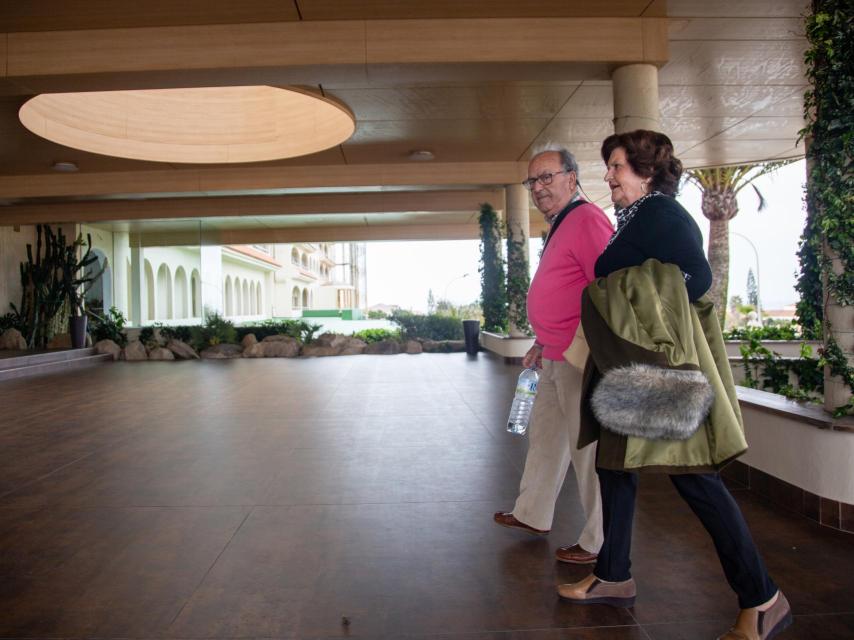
[365,160,808,313]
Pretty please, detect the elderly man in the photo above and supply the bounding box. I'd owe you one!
[494,144,611,565]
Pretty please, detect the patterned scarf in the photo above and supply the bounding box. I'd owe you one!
[606,191,664,247]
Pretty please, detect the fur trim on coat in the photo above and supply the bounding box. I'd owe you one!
[591,363,715,441]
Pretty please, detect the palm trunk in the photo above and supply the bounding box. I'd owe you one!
[707,217,730,327]
[700,184,738,328]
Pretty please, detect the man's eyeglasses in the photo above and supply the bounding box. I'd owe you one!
[522,170,568,191]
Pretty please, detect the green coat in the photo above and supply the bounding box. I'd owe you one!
[578,258,747,473]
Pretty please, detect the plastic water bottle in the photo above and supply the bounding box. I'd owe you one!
[507,366,539,435]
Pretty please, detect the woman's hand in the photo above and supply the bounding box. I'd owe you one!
[523,343,543,369]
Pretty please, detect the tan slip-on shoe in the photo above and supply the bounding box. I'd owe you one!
[557,573,636,608]
[555,543,598,564]
[717,591,792,640]
[493,511,549,535]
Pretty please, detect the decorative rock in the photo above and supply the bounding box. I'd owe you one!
[122,340,148,361]
[365,340,402,355]
[242,342,265,358]
[167,339,199,360]
[47,332,72,349]
[421,340,466,353]
[339,337,367,355]
[241,333,258,348]
[263,339,300,357]
[316,332,350,350]
[148,346,175,361]
[262,334,294,342]
[93,339,121,360]
[301,344,340,357]
[200,343,244,359]
[0,328,27,350]
[404,340,423,354]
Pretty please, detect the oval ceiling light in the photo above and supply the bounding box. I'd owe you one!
[19,86,355,164]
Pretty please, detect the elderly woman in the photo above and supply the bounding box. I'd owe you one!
[558,130,791,640]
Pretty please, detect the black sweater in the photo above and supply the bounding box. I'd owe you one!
[594,195,712,301]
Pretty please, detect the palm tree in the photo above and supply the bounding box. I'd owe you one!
[685,160,795,326]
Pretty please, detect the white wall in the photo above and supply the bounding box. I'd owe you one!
[0,225,36,316]
[741,405,854,504]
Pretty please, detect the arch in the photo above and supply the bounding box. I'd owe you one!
[302,288,309,308]
[191,269,201,317]
[234,277,242,315]
[301,254,308,268]
[174,266,188,319]
[291,248,299,265]
[249,282,256,315]
[243,280,250,314]
[144,259,155,322]
[292,286,300,309]
[224,276,233,317]
[255,281,262,315]
[156,263,173,319]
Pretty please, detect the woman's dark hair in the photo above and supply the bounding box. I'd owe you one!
[600,130,683,196]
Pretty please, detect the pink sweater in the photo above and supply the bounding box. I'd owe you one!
[527,202,613,361]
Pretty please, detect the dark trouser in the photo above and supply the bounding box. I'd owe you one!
[594,468,778,609]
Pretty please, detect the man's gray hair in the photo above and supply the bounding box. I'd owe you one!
[530,142,580,177]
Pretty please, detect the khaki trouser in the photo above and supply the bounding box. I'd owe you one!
[512,358,603,552]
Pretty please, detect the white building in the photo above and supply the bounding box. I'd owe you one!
[63,224,367,326]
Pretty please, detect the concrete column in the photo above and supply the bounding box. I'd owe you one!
[506,183,531,338]
[611,63,660,133]
[823,241,853,412]
[129,245,143,327]
[200,245,224,316]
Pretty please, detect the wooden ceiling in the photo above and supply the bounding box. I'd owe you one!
[0,0,809,244]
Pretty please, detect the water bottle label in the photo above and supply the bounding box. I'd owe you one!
[516,380,537,396]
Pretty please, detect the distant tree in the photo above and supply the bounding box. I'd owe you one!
[427,289,436,314]
[746,268,758,307]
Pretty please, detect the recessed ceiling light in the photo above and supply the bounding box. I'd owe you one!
[51,161,78,172]
[408,149,434,161]
[20,86,355,164]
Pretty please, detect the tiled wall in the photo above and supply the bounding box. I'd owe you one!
[722,460,854,535]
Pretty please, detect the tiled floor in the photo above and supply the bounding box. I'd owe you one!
[0,353,852,639]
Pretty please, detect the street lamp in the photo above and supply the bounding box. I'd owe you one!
[730,231,762,325]
[443,272,470,302]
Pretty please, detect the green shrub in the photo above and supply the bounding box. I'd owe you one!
[159,324,193,344]
[390,310,463,341]
[138,326,158,349]
[724,322,801,341]
[351,328,402,343]
[189,310,237,351]
[367,309,388,319]
[235,319,320,344]
[0,311,27,335]
[88,306,128,347]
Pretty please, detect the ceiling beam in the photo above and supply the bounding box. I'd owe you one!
[132,218,550,247]
[0,189,507,225]
[4,17,668,90]
[0,162,527,200]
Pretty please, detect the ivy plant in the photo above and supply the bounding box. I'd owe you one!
[796,0,854,415]
[478,202,508,333]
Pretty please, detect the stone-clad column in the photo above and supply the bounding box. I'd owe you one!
[506,183,531,338]
[611,63,660,133]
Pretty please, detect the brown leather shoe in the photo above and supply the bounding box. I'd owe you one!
[557,573,636,608]
[555,543,598,564]
[492,511,549,535]
[716,591,792,640]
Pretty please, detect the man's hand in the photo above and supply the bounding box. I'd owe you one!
[523,344,543,369]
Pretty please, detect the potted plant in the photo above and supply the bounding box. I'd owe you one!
[58,230,102,348]
[12,225,103,349]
